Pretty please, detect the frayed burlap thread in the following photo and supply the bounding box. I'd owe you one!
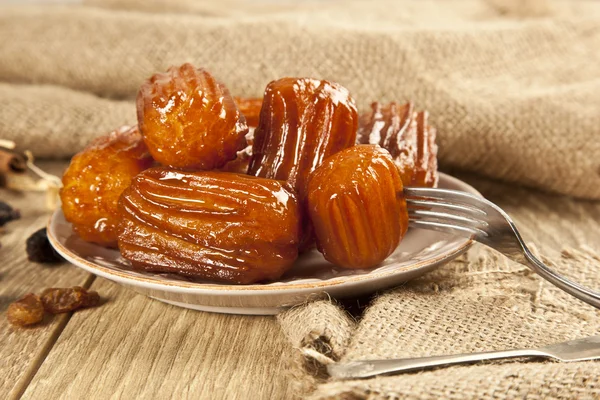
[277,300,356,396]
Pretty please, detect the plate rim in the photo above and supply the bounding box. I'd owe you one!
[48,172,477,294]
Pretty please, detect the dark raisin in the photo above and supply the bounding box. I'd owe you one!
[26,228,63,264]
[0,201,20,227]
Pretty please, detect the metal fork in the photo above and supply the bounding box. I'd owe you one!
[404,187,600,309]
[328,335,600,379]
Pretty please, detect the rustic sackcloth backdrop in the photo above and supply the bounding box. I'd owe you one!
[1,0,599,398]
[1,0,600,199]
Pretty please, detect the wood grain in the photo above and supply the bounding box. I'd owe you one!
[21,277,297,399]
[1,162,92,400]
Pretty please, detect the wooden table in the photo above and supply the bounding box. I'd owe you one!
[1,162,296,400]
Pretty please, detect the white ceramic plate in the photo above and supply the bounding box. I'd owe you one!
[48,172,479,315]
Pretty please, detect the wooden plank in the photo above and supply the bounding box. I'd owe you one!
[21,277,297,399]
[0,162,93,400]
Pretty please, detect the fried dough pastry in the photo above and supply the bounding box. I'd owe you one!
[234,97,262,127]
[357,102,438,187]
[307,145,409,269]
[248,78,358,248]
[219,130,254,174]
[61,126,153,247]
[137,64,248,170]
[118,167,301,284]
[248,78,358,200]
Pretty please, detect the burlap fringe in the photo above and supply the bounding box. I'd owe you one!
[277,300,357,395]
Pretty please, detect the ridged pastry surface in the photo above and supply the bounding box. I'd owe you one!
[248,77,358,201]
[137,63,248,170]
[117,167,301,284]
[248,78,358,249]
[307,145,408,269]
[358,102,438,187]
[60,126,152,248]
[234,97,263,128]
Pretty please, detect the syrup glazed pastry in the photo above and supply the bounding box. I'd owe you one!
[219,130,254,174]
[60,126,153,247]
[248,77,358,201]
[137,64,248,170]
[248,78,358,248]
[117,168,301,284]
[357,102,438,188]
[220,97,261,174]
[60,66,443,284]
[234,97,263,128]
[307,145,409,269]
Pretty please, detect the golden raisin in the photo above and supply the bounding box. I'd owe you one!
[7,293,44,327]
[118,167,301,284]
[137,64,248,170]
[357,102,438,187]
[307,145,409,269]
[40,287,100,314]
[60,125,153,247]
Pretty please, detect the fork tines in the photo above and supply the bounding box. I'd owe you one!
[403,187,489,237]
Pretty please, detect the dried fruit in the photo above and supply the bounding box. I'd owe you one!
[234,97,263,127]
[7,293,44,327]
[118,167,301,284]
[248,78,358,201]
[0,201,20,227]
[60,126,153,247]
[357,102,438,187]
[307,145,409,269]
[40,286,100,314]
[26,228,63,263]
[137,64,248,170]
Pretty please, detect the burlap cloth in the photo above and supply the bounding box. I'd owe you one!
[1,0,600,199]
[1,0,599,398]
[279,175,600,398]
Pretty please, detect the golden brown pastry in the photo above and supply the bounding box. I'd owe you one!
[307,145,408,269]
[248,78,358,248]
[234,97,263,128]
[357,102,438,187]
[219,130,254,174]
[61,126,153,247]
[137,64,248,170]
[249,78,358,198]
[117,167,301,284]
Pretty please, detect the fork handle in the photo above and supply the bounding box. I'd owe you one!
[327,349,548,379]
[520,249,600,309]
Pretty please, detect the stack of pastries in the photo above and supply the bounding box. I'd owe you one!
[60,63,438,284]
